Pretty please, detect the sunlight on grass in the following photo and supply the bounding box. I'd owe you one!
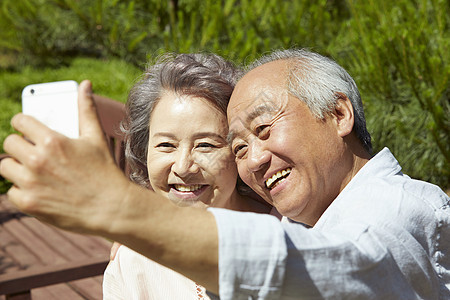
[0,57,141,193]
[0,57,141,146]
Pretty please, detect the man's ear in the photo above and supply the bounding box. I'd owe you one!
[331,92,354,138]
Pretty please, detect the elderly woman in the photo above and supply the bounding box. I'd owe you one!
[102,53,272,299]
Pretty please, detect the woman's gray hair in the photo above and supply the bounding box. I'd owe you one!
[122,53,243,187]
[248,49,372,154]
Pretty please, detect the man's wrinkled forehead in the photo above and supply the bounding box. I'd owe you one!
[226,90,281,144]
[226,61,289,145]
[227,60,289,122]
[229,89,280,122]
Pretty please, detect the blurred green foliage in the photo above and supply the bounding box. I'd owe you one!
[0,0,343,67]
[0,0,448,192]
[0,57,140,192]
[343,0,449,189]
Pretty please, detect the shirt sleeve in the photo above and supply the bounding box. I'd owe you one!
[208,208,426,300]
[209,208,287,299]
[103,248,125,300]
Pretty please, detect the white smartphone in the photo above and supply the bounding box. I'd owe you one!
[22,80,79,138]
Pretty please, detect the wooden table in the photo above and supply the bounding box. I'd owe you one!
[0,194,111,299]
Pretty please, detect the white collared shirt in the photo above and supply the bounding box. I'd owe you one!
[209,148,450,299]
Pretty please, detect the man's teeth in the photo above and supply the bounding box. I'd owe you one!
[174,184,203,192]
[265,168,292,189]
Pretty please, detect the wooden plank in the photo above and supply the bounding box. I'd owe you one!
[1,196,109,298]
[20,218,89,262]
[0,224,40,269]
[30,286,59,300]
[2,218,66,266]
[3,291,31,300]
[68,277,104,300]
[92,275,104,284]
[58,230,111,256]
[94,236,114,249]
[35,283,85,300]
[0,247,20,275]
[0,256,108,295]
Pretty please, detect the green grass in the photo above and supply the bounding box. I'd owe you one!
[0,0,448,192]
[0,57,141,193]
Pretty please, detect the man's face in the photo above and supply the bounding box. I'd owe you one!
[227,60,347,224]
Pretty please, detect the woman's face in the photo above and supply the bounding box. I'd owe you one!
[147,92,237,208]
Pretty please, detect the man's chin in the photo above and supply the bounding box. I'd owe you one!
[273,198,309,222]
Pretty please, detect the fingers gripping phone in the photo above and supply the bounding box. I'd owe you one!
[22,80,79,139]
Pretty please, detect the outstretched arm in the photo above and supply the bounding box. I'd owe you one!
[0,80,219,293]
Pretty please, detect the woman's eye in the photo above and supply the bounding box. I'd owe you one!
[196,142,216,149]
[156,142,175,148]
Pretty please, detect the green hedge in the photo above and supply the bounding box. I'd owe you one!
[0,0,448,192]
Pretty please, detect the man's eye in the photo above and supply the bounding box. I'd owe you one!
[233,144,247,157]
[156,142,175,148]
[255,125,270,137]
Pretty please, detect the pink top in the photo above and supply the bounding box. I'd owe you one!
[103,245,211,299]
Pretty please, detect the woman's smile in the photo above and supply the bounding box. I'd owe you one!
[169,184,209,199]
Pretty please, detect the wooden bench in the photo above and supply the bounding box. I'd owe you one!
[0,95,127,299]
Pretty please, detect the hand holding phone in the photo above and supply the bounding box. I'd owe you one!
[21,80,79,138]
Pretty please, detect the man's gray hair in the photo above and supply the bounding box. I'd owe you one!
[248,49,372,153]
[123,53,242,187]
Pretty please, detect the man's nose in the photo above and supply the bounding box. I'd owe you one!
[172,149,199,177]
[246,140,270,173]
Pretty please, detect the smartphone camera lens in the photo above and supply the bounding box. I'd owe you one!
[30,89,35,95]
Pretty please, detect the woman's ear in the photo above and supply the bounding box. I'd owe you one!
[331,92,354,138]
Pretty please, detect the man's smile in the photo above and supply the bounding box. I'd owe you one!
[265,168,292,190]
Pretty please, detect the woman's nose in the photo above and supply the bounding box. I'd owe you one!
[172,149,199,178]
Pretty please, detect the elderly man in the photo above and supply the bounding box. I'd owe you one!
[1,49,449,299]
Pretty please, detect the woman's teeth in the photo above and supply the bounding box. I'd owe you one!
[265,168,292,189]
[174,184,203,192]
